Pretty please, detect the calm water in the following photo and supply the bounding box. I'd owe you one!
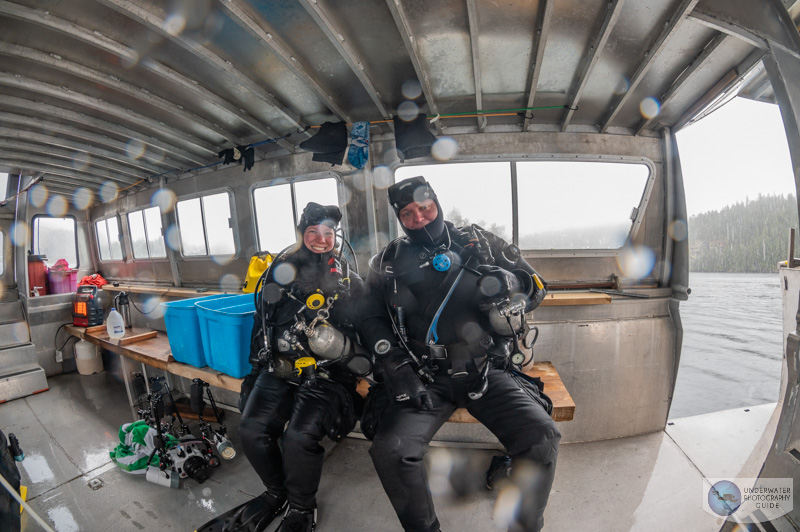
[669,272,784,419]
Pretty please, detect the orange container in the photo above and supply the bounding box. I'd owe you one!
[27,255,48,296]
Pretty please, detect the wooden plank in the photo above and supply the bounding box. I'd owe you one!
[356,361,575,422]
[66,325,173,368]
[118,330,158,346]
[85,325,107,333]
[164,360,244,393]
[541,292,611,306]
[101,284,229,298]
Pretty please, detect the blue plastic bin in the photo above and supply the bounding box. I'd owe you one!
[161,294,236,367]
[196,295,256,378]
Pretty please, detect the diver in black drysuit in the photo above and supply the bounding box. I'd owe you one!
[234,203,366,532]
[359,176,561,532]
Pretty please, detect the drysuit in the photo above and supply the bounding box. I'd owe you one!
[238,242,365,514]
[359,176,561,532]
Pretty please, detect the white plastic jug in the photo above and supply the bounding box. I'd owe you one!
[107,308,125,339]
[75,340,103,375]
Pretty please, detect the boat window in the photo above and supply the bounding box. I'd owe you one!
[95,216,124,261]
[0,172,8,200]
[127,207,166,259]
[252,176,339,253]
[176,192,236,257]
[516,161,649,249]
[32,216,78,268]
[396,160,650,250]
[396,163,512,242]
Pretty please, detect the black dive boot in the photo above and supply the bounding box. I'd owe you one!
[276,505,317,532]
[220,491,287,532]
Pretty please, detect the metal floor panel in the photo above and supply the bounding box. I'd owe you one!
[2,372,775,532]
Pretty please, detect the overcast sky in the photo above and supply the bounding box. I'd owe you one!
[675,97,795,218]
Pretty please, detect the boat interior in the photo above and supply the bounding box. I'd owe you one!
[1,0,800,530]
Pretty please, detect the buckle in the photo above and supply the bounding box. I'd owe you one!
[428,345,448,359]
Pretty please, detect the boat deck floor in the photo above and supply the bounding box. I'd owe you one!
[1,370,780,532]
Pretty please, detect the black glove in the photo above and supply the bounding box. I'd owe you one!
[380,349,433,411]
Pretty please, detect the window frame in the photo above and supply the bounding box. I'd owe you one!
[394,155,656,257]
[31,214,80,268]
[126,205,168,262]
[249,171,348,254]
[94,214,125,263]
[174,187,240,260]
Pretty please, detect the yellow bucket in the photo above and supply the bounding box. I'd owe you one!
[242,252,273,293]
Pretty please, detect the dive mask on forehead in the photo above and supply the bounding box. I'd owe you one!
[387,175,436,212]
[298,202,342,231]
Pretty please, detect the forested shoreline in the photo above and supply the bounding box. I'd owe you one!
[689,193,798,273]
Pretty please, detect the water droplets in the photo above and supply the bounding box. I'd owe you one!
[402,79,423,100]
[46,194,68,217]
[617,245,656,279]
[397,101,419,121]
[639,97,661,119]
[431,137,458,161]
[29,184,48,207]
[151,188,177,213]
[219,273,241,290]
[373,166,392,190]
[273,262,297,285]
[669,219,687,242]
[72,151,91,171]
[125,139,146,160]
[163,13,187,36]
[10,222,28,246]
[100,181,119,203]
[165,224,181,251]
[73,187,94,210]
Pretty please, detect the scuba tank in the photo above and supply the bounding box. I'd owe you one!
[307,321,372,375]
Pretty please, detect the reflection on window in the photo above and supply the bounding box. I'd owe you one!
[176,192,236,257]
[395,160,650,250]
[517,162,649,249]
[128,207,166,259]
[253,177,339,253]
[33,216,78,268]
[396,163,512,242]
[96,217,124,261]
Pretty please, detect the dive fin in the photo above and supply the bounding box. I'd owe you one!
[194,492,287,532]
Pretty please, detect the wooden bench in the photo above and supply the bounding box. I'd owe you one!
[66,325,575,422]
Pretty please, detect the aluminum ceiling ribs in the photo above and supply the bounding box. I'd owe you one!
[0,112,176,175]
[0,41,244,148]
[634,32,728,135]
[560,0,625,132]
[0,1,294,150]
[220,0,352,124]
[0,97,196,171]
[0,73,218,158]
[0,138,148,182]
[97,0,307,149]
[465,0,486,131]
[385,0,443,134]
[298,0,392,121]
[523,0,553,132]
[600,0,701,133]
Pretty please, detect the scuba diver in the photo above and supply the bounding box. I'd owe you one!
[359,176,561,532]
[205,202,368,532]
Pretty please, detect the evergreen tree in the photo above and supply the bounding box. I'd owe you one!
[688,193,798,272]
